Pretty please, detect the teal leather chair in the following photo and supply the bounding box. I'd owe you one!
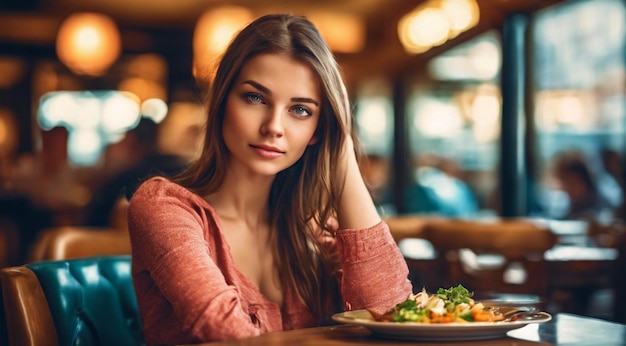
[0,255,143,346]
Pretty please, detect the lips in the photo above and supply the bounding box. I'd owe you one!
[250,144,285,159]
[250,144,284,153]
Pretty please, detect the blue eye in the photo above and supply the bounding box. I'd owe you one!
[291,105,312,117]
[244,93,264,104]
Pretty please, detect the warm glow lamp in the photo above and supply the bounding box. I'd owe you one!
[193,6,254,85]
[56,12,122,76]
[442,0,480,39]
[0,108,18,157]
[305,11,365,53]
[398,0,479,54]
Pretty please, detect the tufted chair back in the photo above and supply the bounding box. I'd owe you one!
[0,255,143,346]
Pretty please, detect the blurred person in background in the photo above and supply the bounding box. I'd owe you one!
[406,153,478,217]
[82,117,189,229]
[549,150,620,222]
[127,14,411,344]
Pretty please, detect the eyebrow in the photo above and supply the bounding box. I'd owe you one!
[242,80,320,106]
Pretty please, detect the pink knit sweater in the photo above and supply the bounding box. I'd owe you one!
[127,177,412,345]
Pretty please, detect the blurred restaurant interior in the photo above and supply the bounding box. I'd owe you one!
[1,0,626,336]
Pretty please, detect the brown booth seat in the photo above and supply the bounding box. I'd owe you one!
[28,226,131,262]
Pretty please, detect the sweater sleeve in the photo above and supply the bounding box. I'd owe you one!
[334,221,413,316]
[127,179,267,342]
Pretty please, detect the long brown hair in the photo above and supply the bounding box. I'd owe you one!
[174,13,354,321]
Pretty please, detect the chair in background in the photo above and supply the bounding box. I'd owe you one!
[0,255,143,346]
[28,226,131,262]
[421,218,558,307]
[384,215,429,243]
[544,220,621,318]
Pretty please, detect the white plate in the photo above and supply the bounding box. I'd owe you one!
[331,309,552,341]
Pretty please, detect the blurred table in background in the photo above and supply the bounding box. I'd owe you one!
[387,216,622,320]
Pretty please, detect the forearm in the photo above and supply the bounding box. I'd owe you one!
[335,222,412,315]
[336,144,381,230]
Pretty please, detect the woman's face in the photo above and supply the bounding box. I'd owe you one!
[223,53,321,177]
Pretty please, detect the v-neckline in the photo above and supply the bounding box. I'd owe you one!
[198,196,286,308]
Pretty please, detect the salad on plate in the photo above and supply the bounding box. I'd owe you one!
[374,285,506,324]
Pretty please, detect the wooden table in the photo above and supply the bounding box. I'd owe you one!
[191,313,626,346]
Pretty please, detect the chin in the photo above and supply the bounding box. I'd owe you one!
[249,163,288,177]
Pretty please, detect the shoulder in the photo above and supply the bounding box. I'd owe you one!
[129,176,212,214]
[127,177,222,239]
[132,176,195,202]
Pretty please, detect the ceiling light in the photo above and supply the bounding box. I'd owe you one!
[305,11,365,53]
[55,12,121,76]
[398,0,479,54]
[193,6,254,85]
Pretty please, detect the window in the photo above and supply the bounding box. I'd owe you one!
[531,0,626,222]
[404,31,502,217]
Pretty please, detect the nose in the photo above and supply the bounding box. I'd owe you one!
[260,107,284,137]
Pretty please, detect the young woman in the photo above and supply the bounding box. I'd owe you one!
[127,13,412,344]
